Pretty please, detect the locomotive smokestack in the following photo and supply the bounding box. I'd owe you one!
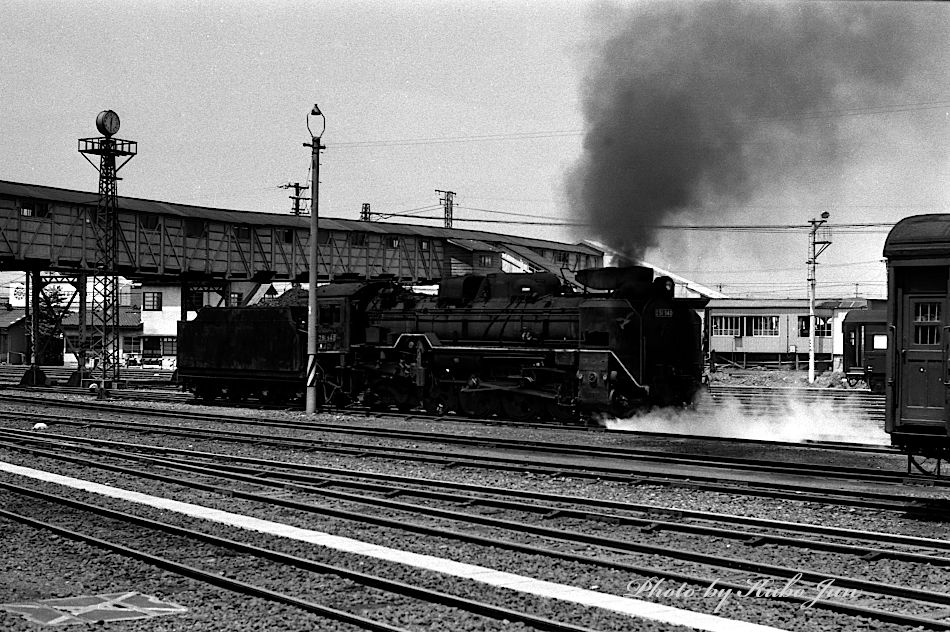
[567,1,944,261]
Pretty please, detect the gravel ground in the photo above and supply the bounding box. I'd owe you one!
[0,516,353,632]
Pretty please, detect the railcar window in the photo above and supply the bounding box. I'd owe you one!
[711,316,741,336]
[750,316,779,337]
[914,302,941,345]
[419,239,430,252]
[798,316,832,337]
[477,254,493,267]
[872,334,888,350]
[319,304,341,325]
[351,233,368,247]
[233,226,251,240]
[387,236,400,249]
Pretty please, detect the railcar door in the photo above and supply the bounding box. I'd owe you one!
[899,296,946,426]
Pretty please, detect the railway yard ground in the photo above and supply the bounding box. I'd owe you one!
[0,381,947,632]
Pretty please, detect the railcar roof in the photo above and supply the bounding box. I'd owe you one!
[842,308,886,324]
[884,214,950,258]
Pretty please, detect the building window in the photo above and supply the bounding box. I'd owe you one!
[19,200,50,218]
[161,337,177,355]
[750,316,779,337]
[387,236,400,249]
[140,214,159,230]
[798,316,832,338]
[711,316,742,336]
[350,232,367,247]
[185,219,205,238]
[143,292,162,311]
[914,302,941,346]
[185,289,204,311]
[124,336,142,354]
[477,254,493,267]
[233,225,251,241]
[554,251,570,265]
[419,239,430,252]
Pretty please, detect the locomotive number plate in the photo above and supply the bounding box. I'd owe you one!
[654,308,673,318]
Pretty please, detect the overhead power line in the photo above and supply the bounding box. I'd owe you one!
[327,99,949,149]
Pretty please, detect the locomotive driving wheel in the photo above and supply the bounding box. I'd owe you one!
[501,394,539,422]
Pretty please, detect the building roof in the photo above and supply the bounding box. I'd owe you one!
[708,298,864,311]
[0,308,26,329]
[884,214,950,258]
[61,306,142,329]
[0,180,602,257]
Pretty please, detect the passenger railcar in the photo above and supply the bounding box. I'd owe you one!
[841,304,887,393]
[883,215,950,462]
[177,265,708,421]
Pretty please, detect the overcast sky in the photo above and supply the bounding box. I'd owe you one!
[1,1,947,299]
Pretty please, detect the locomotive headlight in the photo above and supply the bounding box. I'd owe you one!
[601,372,608,383]
[609,370,618,381]
[576,371,583,381]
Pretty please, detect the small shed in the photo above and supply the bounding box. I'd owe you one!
[0,307,28,364]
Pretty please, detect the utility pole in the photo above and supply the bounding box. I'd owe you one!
[280,182,309,216]
[436,189,455,228]
[360,203,371,221]
[304,105,325,414]
[807,212,831,383]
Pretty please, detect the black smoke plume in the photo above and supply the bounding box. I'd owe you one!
[568,1,942,260]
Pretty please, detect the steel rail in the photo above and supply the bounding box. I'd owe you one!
[2,443,948,630]
[4,429,945,552]
[17,434,941,566]
[0,402,931,490]
[0,482,602,632]
[0,509,411,632]
[0,423,944,516]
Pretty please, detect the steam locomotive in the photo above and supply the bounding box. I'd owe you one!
[177,265,708,421]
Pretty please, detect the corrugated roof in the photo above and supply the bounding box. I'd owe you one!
[0,308,26,329]
[447,238,497,252]
[61,306,142,329]
[884,214,950,258]
[0,180,602,256]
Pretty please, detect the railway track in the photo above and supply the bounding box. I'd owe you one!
[0,402,945,516]
[0,390,896,456]
[2,434,949,630]
[0,394,916,484]
[0,483,602,632]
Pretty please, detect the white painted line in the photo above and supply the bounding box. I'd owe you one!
[0,461,790,632]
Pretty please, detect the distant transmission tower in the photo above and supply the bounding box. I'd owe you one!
[78,110,137,394]
[436,189,455,228]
